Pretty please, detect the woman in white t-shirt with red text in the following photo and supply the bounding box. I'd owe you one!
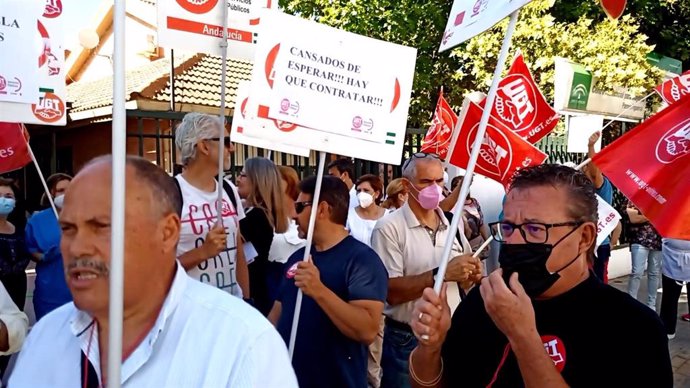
[174,113,250,300]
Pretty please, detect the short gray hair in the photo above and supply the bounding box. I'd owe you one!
[175,113,223,166]
[402,155,442,179]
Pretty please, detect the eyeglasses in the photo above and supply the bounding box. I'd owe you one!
[294,201,313,214]
[207,136,232,148]
[488,221,584,244]
[402,152,441,170]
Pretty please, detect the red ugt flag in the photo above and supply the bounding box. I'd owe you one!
[482,53,560,144]
[0,122,31,174]
[655,70,690,105]
[421,89,458,160]
[448,102,548,186]
[592,97,690,239]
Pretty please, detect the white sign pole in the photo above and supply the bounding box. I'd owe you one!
[22,126,58,219]
[217,1,229,224]
[288,151,327,359]
[434,11,520,294]
[108,0,126,387]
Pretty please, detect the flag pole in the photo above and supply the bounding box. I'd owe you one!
[108,0,126,386]
[433,10,519,295]
[21,125,58,219]
[217,0,229,224]
[288,151,327,359]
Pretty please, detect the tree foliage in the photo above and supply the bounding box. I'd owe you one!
[280,0,668,129]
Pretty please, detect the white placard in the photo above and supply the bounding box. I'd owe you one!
[249,10,416,165]
[231,81,310,157]
[596,195,620,248]
[0,0,67,125]
[566,114,603,153]
[0,0,42,104]
[439,0,532,52]
[157,0,275,61]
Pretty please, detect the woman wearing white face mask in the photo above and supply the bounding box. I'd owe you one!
[0,179,30,312]
[347,174,387,246]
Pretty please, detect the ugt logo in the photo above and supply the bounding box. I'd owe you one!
[466,123,511,180]
[495,75,536,132]
[656,119,690,164]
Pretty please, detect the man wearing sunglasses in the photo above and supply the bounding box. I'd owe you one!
[269,175,388,388]
[371,153,481,388]
[408,164,671,388]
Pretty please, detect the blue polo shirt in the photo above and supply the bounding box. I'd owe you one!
[24,209,72,320]
[277,235,388,388]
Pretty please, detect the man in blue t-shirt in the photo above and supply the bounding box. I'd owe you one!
[583,131,618,283]
[269,175,388,388]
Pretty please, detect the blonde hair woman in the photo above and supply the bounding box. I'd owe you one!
[381,178,408,211]
[237,157,289,315]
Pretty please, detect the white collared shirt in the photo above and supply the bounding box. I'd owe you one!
[371,202,464,324]
[9,264,298,388]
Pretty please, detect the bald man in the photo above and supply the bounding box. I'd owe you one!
[10,155,297,387]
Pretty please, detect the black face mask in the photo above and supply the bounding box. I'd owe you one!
[499,227,582,298]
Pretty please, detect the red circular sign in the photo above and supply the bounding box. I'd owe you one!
[656,118,690,164]
[466,122,512,180]
[43,0,63,18]
[541,335,567,372]
[495,74,537,135]
[176,0,219,14]
[32,92,65,123]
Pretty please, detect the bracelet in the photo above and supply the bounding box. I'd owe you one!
[409,347,443,387]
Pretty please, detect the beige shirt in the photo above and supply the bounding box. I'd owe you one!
[371,202,464,324]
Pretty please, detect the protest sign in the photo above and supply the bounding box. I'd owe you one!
[593,97,690,239]
[596,195,621,247]
[157,0,275,61]
[230,81,310,157]
[439,0,532,52]
[249,10,416,165]
[0,0,67,125]
[566,114,604,153]
[0,0,42,104]
[448,100,547,186]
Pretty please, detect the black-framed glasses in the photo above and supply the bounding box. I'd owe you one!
[402,152,441,170]
[207,136,231,148]
[488,221,584,244]
[294,201,313,214]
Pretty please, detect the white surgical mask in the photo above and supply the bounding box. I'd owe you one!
[357,192,374,208]
[54,194,65,209]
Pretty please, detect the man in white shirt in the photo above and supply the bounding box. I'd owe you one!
[174,112,249,299]
[9,155,297,387]
[327,157,359,209]
[371,153,481,388]
[0,281,28,356]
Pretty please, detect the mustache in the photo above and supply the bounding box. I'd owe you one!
[66,258,110,277]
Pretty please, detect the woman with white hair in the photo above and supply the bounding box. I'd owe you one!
[236,157,289,315]
[174,113,250,300]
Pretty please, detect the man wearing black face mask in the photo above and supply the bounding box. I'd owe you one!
[407,164,672,388]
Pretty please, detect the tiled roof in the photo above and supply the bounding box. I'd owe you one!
[66,54,253,116]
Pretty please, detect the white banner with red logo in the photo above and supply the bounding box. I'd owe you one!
[247,10,416,165]
[596,195,621,247]
[0,0,42,104]
[0,122,31,174]
[655,70,690,106]
[0,0,67,125]
[593,97,690,239]
[421,89,458,160]
[447,100,548,186]
[157,0,276,61]
[482,53,560,144]
[439,0,532,52]
[230,81,310,157]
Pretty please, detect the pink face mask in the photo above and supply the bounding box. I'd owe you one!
[410,183,442,210]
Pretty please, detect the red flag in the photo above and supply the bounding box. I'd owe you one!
[448,102,548,186]
[655,70,690,105]
[482,53,560,144]
[600,0,627,20]
[0,122,31,174]
[421,89,458,160]
[592,97,690,239]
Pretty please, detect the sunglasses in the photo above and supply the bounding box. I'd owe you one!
[294,201,313,214]
[402,152,441,170]
[207,136,232,148]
